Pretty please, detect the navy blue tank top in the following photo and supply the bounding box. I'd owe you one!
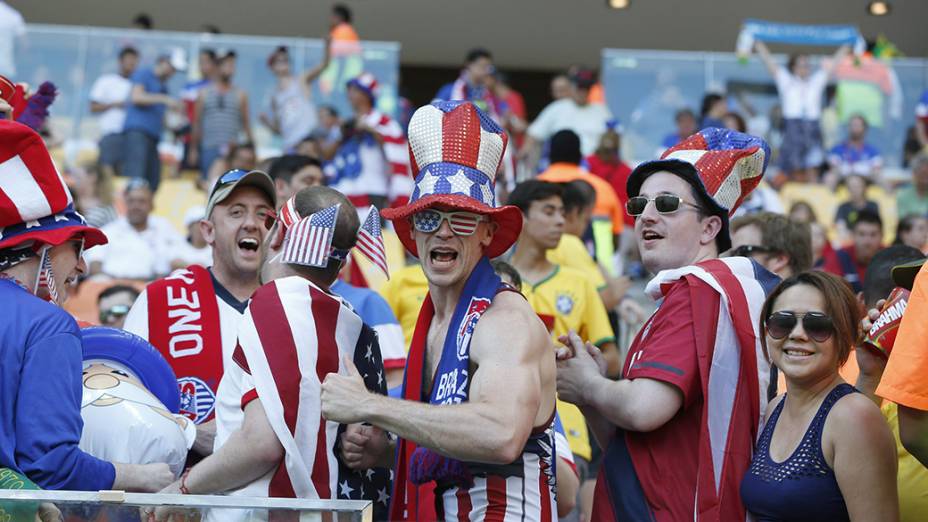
[740,383,856,522]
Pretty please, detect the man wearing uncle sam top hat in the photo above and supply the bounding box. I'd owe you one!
[321,101,559,521]
[557,128,780,521]
[0,120,174,493]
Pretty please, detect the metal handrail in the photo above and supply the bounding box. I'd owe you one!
[0,489,372,521]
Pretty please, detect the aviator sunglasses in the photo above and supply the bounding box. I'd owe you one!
[412,209,485,236]
[765,311,835,343]
[625,195,702,217]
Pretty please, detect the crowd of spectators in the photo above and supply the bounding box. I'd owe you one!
[2,2,928,521]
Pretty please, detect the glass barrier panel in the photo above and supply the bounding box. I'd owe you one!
[0,490,372,522]
[603,48,928,171]
[13,24,400,164]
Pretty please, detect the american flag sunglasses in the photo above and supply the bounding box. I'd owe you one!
[412,209,486,236]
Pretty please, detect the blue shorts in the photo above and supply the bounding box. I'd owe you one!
[780,119,823,172]
[98,133,125,169]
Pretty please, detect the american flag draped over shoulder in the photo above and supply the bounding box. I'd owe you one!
[235,276,392,520]
[355,206,389,279]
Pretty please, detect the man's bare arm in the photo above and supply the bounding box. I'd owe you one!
[191,419,216,456]
[557,333,681,434]
[323,296,550,465]
[754,41,779,78]
[586,376,682,432]
[130,84,173,107]
[90,101,118,113]
[302,37,332,85]
[176,400,284,494]
[822,45,851,78]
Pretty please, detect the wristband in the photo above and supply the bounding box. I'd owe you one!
[179,469,191,495]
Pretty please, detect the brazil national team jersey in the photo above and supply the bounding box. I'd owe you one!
[522,264,615,461]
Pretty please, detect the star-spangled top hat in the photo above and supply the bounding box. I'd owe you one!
[346,72,379,102]
[0,120,107,251]
[626,127,770,252]
[380,101,521,258]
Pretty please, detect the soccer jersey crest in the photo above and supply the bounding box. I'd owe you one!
[177,376,216,424]
[457,296,491,361]
[556,293,575,316]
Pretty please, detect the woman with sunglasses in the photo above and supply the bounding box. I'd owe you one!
[741,271,898,521]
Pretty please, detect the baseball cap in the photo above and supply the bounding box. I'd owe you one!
[183,205,206,228]
[159,47,188,72]
[216,48,237,61]
[570,68,597,89]
[892,258,927,291]
[205,169,277,218]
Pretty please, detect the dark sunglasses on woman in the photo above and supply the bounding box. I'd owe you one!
[765,311,835,343]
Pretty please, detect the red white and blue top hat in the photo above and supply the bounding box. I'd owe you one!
[381,101,521,258]
[0,120,107,251]
[346,72,380,102]
[626,127,770,252]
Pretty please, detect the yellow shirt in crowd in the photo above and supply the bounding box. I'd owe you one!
[379,263,429,351]
[547,234,606,291]
[521,264,615,461]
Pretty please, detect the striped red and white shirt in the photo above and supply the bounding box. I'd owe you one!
[436,422,560,522]
[210,275,391,521]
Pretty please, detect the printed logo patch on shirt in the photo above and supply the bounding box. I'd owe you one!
[177,376,216,424]
[457,296,491,361]
[556,293,574,316]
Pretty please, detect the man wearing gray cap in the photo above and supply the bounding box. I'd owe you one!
[124,169,276,459]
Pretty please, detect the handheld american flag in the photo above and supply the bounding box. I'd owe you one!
[355,206,389,279]
[282,204,340,268]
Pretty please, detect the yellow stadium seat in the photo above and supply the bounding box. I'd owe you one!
[112,176,207,235]
[779,182,840,238]
[832,184,898,245]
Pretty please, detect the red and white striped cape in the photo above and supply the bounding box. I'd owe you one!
[644,257,772,521]
[235,275,389,503]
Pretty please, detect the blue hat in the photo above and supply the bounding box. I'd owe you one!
[81,327,180,413]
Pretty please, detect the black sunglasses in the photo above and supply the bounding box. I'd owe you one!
[100,304,131,324]
[765,311,835,343]
[626,195,702,217]
[730,245,774,258]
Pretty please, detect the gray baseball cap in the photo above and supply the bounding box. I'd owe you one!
[205,169,277,218]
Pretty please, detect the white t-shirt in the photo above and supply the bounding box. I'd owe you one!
[206,348,273,521]
[84,216,184,280]
[174,242,213,268]
[89,73,133,136]
[271,78,318,151]
[775,67,829,120]
[123,268,250,427]
[0,2,24,77]
[527,99,613,156]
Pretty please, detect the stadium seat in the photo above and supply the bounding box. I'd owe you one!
[779,182,840,237]
[112,176,207,234]
[833,184,899,244]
